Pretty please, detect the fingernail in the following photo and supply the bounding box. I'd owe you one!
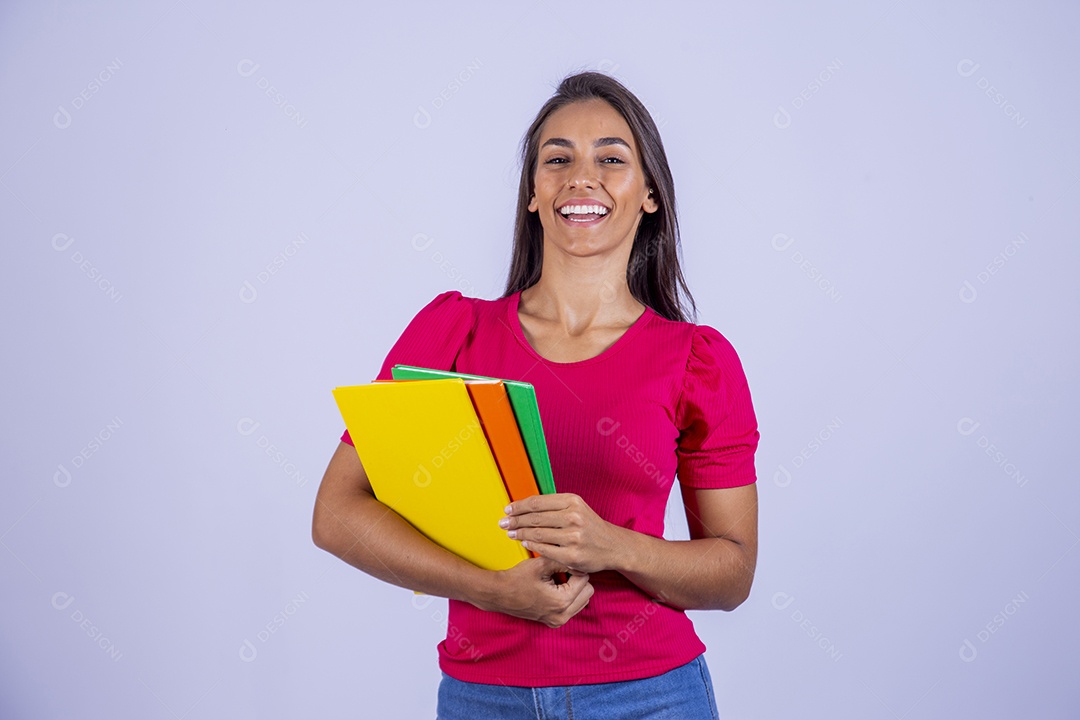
[507,530,517,538]
[498,517,509,528]
[504,505,512,514]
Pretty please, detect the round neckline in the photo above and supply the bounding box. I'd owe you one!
[508,290,654,367]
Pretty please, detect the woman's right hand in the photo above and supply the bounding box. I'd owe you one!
[314,443,593,627]
[476,557,594,628]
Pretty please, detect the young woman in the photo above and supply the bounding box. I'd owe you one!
[313,71,759,720]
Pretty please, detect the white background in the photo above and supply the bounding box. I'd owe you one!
[2,1,1078,718]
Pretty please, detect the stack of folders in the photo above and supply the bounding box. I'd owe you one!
[332,365,557,575]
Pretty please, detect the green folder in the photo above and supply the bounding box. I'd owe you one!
[390,365,556,495]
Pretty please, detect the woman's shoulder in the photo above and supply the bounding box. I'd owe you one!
[417,289,474,313]
[644,311,743,369]
[404,290,525,341]
[373,290,494,380]
[643,313,750,407]
[413,289,511,321]
[386,291,479,346]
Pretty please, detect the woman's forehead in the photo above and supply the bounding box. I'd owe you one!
[539,99,635,146]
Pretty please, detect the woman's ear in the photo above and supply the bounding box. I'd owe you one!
[643,188,659,214]
[528,193,538,212]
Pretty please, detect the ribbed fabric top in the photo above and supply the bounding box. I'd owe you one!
[340,290,759,686]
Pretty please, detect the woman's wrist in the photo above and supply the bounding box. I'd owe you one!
[460,566,502,611]
[605,522,647,575]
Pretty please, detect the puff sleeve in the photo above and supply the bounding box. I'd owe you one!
[675,325,760,488]
[340,290,476,446]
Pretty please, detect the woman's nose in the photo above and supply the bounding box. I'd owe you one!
[567,162,598,189]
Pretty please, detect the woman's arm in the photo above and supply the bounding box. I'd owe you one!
[311,442,594,627]
[502,483,757,612]
[616,484,757,611]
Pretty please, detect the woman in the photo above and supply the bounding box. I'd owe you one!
[312,71,759,719]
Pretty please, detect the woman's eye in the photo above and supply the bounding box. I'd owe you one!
[544,157,567,164]
[601,157,625,164]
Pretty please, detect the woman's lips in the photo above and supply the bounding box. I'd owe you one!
[557,211,608,227]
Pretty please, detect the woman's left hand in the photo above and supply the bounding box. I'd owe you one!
[499,493,624,574]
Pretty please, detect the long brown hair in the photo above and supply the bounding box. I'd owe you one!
[502,71,696,323]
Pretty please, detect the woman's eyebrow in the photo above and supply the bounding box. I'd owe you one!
[594,136,631,149]
[540,136,632,150]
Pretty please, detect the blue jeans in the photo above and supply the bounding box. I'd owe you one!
[436,654,719,720]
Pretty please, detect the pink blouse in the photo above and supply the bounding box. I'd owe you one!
[341,290,759,686]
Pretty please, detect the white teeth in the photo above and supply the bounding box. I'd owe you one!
[559,204,608,216]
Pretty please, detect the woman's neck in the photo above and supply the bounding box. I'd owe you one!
[519,277,645,334]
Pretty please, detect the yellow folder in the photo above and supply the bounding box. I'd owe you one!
[332,378,530,572]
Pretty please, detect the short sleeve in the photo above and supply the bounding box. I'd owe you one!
[340,290,475,446]
[674,325,759,488]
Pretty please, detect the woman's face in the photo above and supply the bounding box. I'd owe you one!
[528,99,658,260]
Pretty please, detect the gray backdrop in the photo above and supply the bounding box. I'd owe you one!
[3,1,1077,717]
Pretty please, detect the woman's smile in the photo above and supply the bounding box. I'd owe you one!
[557,200,610,226]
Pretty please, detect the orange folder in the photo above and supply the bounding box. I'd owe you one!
[462,381,542,560]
